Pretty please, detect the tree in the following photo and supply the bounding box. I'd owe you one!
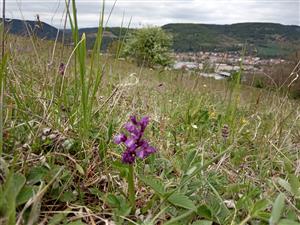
[123,27,173,67]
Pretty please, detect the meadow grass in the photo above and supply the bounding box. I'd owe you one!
[0,3,300,224]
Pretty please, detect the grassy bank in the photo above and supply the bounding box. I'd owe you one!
[1,0,300,220]
[0,33,299,224]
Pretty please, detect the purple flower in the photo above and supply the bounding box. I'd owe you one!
[140,116,149,130]
[140,116,149,124]
[114,133,127,144]
[114,116,156,164]
[137,146,156,159]
[59,63,65,76]
[130,116,138,125]
[125,138,136,149]
[122,148,136,164]
[124,122,139,136]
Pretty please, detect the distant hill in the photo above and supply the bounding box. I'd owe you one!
[71,27,131,50]
[2,19,300,58]
[162,23,300,58]
[1,18,58,40]
[1,18,129,50]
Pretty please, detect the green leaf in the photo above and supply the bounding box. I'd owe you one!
[27,166,49,185]
[16,186,37,206]
[118,205,131,217]
[254,211,271,221]
[278,178,292,193]
[88,187,103,199]
[288,175,300,197]
[12,173,26,196]
[286,209,299,221]
[168,192,197,211]
[75,163,85,176]
[67,221,87,225]
[0,157,9,176]
[191,220,213,225]
[196,205,212,219]
[112,161,128,178]
[140,176,165,195]
[186,166,197,176]
[59,191,77,203]
[183,149,197,172]
[163,209,195,225]
[48,214,66,225]
[107,122,113,143]
[2,172,25,225]
[106,194,120,208]
[251,199,269,216]
[278,219,300,225]
[27,187,43,225]
[269,193,285,225]
[62,139,75,150]
[106,194,131,218]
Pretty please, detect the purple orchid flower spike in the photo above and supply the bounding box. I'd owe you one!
[122,148,136,164]
[137,146,156,159]
[114,116,156,164]
[130,115,138,125]
[124,122,139,136]
[59,63,65,76]
[125,138,136,149]
[139,116,149,131]
[114,133,127,144]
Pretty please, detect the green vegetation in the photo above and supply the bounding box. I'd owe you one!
[4,19,300,59]
[0,3,300,225]
[163,23,300,58]
[123,27,173,67]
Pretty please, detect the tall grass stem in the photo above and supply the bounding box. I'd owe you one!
[0,0,6,155]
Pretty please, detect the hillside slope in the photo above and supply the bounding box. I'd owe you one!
[162,23,300,58]
[2,18,58,40]
[2,18,126,50]
[2,34,300,224]
[2,19,300,58]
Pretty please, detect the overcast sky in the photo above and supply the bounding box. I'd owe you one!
[3,0,300,28]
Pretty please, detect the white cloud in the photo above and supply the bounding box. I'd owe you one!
[3,0,300,28]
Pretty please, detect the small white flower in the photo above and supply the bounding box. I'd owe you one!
[49,133,59,140]
[42,128,52,136]
[224,199,235,209]
[191,124,198,129]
